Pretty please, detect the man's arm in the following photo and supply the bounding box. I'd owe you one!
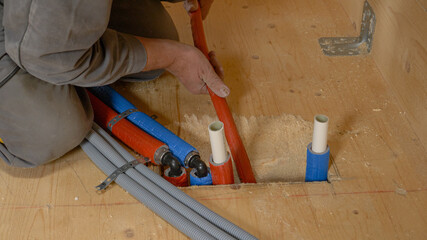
[4,0,146,87]
[3,0,228,96]
[137,37,229,97]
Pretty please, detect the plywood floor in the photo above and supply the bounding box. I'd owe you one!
[1,0,426,239]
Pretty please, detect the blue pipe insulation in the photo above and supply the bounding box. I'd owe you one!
[89,86,196,167]
[190,168,213,186]
[305,143,330,182]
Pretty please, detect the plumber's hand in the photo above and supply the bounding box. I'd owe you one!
[184,0,214,19]
[136,37,229,97]
[167,45,228,97]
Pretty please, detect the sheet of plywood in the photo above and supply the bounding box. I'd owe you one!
[338,0,427,144]
[0,0,426,239]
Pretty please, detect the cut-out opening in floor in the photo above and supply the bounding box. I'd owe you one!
[141,113,341,186]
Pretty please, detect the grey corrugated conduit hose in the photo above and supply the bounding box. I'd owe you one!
[80,139,214,240]
[93,124,257,240]
[86,126,235,240]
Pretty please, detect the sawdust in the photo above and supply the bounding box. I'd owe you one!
[171,114,312,183]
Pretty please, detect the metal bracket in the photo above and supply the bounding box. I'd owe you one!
[107,108,138,131]
[95,158,149,191]
[318,1,376,56]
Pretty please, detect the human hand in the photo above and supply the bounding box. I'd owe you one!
[184,0,214,20]
[166,45,229,97]
[137,38,229,97]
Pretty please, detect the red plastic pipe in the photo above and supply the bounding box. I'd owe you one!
[209,154,234,185]
[88,91,165,164]
[164,167,188,187]
[190,6,256,183]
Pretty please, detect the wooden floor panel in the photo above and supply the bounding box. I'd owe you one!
[0,0,425,239]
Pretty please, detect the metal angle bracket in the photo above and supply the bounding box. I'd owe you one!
[95,158,149,191]
[318,1,376,56]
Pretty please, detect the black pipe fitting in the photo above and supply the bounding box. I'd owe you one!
[161,152,182,177]
[188,155,208,178]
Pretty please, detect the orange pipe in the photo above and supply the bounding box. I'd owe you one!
[190,6,256,183]
[88,91,164,164]
[209,154,234,185]
[163,167,188,187]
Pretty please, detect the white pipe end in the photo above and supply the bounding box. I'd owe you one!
[312,114,329,153]
[208,121,228,164]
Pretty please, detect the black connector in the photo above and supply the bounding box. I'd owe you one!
[188,155,208,178]
[161,152,182,177]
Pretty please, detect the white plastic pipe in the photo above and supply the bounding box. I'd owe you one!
[208,121,228,164]
[312,114,329,153]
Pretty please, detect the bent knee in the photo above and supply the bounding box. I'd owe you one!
[4,116,92,168]
[0,78,93,167]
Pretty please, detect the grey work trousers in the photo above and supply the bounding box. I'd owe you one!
[0,0,179,167]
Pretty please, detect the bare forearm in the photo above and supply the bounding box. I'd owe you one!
[135,37,181,71]
[134,36,229,97]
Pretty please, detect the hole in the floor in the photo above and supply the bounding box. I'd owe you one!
[167,114,340,185]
